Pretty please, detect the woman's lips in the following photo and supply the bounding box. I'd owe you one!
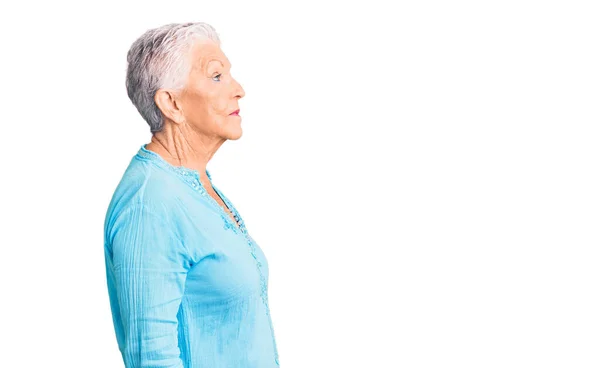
[229,109,240,116]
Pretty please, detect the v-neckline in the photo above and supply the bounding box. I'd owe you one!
[137,143,245,234]
[212,187,241,231]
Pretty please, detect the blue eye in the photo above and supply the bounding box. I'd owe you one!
[212,73,222,82]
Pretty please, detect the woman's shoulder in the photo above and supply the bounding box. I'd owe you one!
[104,157,187,233]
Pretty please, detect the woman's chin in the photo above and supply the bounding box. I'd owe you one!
[226,126,243,140]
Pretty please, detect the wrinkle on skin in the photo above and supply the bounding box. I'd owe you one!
[146,39,245,183]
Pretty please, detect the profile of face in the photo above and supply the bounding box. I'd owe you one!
[160,40,246,141]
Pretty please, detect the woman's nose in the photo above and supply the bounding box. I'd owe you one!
[233,78,245,99]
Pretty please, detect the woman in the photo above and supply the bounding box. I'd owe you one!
[103,22,280,368]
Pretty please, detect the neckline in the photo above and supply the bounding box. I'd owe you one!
[136,143,212,181]
[135,143,246,234]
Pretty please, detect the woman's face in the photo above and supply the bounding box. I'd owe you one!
[178,40,245,140]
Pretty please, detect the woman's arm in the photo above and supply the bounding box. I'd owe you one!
[110,203,190,368]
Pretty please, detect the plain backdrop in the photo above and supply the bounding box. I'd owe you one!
[1,0,599,367]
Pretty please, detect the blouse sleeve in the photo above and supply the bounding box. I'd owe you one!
[110,203,190,368]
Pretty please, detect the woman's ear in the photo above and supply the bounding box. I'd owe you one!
[154,88,185,125]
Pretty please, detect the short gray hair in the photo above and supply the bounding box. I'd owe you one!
[125,22,221,133]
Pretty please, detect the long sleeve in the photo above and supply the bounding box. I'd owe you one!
[110,203,191,368]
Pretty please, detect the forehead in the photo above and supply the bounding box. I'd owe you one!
[190,41,231,72]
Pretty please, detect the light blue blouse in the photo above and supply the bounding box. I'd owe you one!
[103,144,280,367]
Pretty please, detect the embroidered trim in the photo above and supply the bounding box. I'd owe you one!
[136,144,238,233]
[218,194,279,365]
[204,198,281,365]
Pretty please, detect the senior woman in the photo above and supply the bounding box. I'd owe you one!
[103,22,280,368]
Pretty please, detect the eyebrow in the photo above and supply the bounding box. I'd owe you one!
[207,59,223,67]
[205,58,231,72]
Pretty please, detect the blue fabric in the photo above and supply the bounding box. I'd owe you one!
[104,144,280,368]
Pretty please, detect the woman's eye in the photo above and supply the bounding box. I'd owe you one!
[212,73,222,82]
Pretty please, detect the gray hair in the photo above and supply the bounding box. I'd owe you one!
[125,22,221,133]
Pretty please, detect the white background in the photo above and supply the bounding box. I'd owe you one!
[1,0,598,367]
